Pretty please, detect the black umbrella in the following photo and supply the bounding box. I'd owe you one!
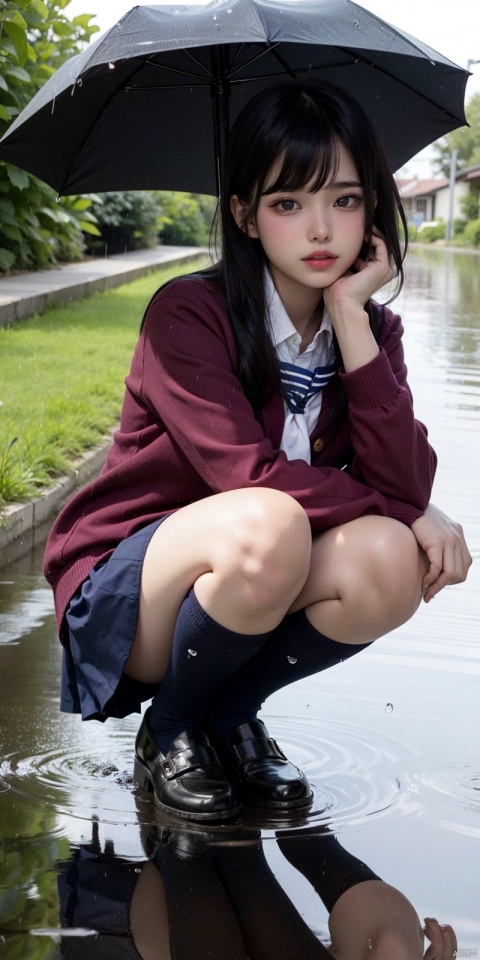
[0,0,469,196]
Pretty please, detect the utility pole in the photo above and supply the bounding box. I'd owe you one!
[446,60,480,242]
[446,149,458,243]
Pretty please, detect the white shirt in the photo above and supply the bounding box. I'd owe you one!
[264,270,335,464]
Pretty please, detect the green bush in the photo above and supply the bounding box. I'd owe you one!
[156,192,217,246]
[463,217,480,247]
[85,192,163,255]
[417,221,446,243]
[459,191,480,222]
[0,1,100,272]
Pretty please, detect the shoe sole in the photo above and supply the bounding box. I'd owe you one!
[133,756,242,822]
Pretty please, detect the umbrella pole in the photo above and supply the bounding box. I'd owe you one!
[211,47,231,196]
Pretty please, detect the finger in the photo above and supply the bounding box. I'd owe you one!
[441,924,457,956]
[423,918,456,959]
[458,539,473,581]
[423,569,455,602]
[421,545,443,588]
[440,540,462,584]
[424,539,471,600]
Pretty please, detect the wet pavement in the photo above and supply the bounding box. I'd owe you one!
[0,245,479,957]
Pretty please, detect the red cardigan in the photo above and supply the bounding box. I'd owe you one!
[44,275,437,639]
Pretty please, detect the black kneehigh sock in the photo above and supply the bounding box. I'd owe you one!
[210,609,372,741]
[149,587,274,752]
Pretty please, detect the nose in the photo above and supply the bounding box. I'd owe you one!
[308,203,331,243]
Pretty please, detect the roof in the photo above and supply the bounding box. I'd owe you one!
[396,177,448,198]
[458,163,480,181]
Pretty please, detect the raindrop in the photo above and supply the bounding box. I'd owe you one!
[134,867,142,873]
[287,655,297,664]
[55,196,61,204]
[188,648,198,658]
[385,703,393,713]
[368,939,373,951]
[353,19,359,26]
[108,62,115,70]
[77,78,83,87]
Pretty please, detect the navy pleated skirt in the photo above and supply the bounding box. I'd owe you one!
[62,516,169,721]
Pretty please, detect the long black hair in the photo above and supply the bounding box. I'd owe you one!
[207,80,408,416]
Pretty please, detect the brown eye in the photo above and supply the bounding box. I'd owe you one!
[275,199,299,212]
[335,194,362,208]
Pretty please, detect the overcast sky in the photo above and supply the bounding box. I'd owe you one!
[66,0,480,177]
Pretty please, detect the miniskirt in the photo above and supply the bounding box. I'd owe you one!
[62,516,170,722]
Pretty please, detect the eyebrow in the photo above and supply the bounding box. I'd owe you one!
[262,179,363,195]
[326,180,363,189]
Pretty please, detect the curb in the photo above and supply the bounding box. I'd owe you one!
[0,437,112,569]
[0,247,206,327]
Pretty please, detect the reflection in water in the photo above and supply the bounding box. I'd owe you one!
[1,248,480,955]
[22,815,428,960]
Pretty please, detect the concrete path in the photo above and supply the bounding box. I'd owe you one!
[0,245,205,327]
[0,246,206,565]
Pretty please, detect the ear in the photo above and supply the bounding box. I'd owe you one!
[230,195,259,238]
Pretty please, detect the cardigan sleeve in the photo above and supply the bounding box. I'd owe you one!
[339,304,437,521]
[138,280,433,531]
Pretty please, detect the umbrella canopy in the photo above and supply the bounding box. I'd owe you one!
[0,0,469,196]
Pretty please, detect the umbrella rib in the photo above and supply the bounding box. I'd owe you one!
[132,60,213,83]
[125,80,213,90]
[227,43,281,78]
[267,46,298,80]
[57,58,158,195]
[335,46,468,123]
[114,49,464,126]
[143,46,248,83]
[176,48,214,79]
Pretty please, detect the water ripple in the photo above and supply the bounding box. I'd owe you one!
[0,715,414,832]
[401,759,480,838]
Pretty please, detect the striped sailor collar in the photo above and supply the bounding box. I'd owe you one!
[264,268,333,352]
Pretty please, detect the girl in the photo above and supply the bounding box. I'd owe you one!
[44,81,471,825]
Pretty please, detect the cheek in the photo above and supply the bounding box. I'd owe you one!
[257,215,295,247]
[344,213,366,247]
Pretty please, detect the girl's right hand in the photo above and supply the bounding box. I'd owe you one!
[323,228,392,317]
[423,917,457,959]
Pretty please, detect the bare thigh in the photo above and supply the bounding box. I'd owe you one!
[125,488,312,684]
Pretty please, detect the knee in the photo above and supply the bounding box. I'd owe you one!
[363,518,425,625]
[227,489,312,609]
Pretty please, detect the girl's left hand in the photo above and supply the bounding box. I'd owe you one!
[323,228,393,314]
[423,917,457,959]
[411,503,472,602]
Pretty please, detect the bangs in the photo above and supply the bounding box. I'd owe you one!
[261,129,341,197]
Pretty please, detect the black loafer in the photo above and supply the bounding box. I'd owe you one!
[134,708,241,822]
[211,720,313,810]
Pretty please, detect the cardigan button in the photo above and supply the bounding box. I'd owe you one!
[313,438,324,454]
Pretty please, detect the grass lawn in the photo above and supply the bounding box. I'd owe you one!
[0,256,207,509]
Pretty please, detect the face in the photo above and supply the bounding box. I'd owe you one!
[231,142,366,316]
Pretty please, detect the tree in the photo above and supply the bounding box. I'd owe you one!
[85,192,164,255]
[156,192,217,247]
[0,1,100,272]
[432,93,480,177]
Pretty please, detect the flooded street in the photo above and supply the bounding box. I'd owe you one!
[1,245,479,957]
